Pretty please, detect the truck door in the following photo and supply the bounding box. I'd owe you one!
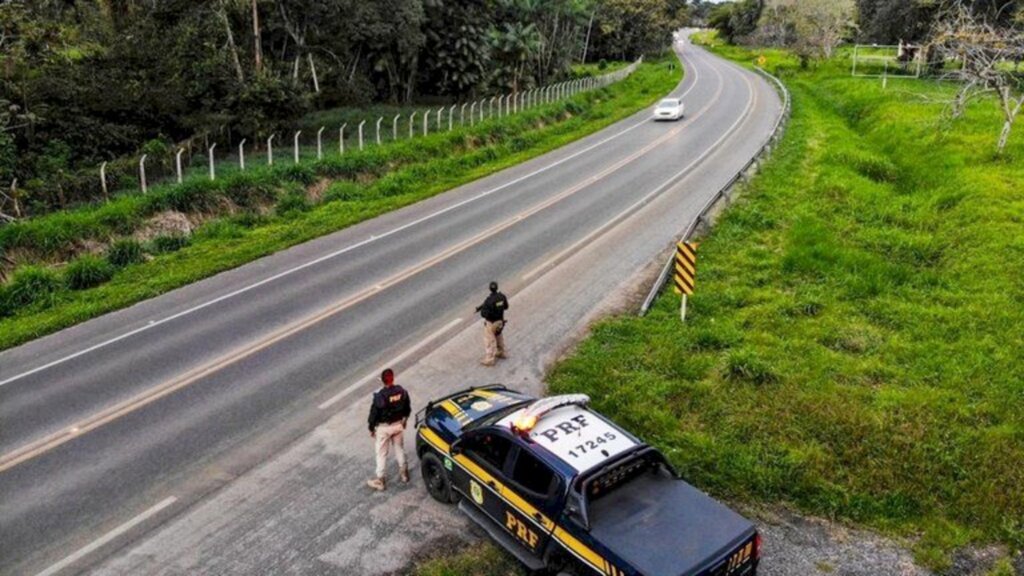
[451,431,514,526]
[500,446,560,557]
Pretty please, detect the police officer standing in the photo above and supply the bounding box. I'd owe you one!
[475,281,509,366]
[366,368,411,491]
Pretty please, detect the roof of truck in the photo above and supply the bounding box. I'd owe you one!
[497,403,639,472]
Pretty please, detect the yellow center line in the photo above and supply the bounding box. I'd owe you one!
[0,54,726,475]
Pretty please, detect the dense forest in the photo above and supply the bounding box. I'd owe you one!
[0,0,689,213]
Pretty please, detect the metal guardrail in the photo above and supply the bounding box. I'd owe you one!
[638,65,791,315]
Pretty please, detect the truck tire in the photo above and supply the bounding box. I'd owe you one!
[421,452,456,504]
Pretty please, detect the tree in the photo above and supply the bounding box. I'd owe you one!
[590,0,677,60]
[929,0,1024,153]
[708,0,764,44]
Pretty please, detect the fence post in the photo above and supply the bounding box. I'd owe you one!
[393,114,400,140]
[469,102,476,126]
[358,120,365,150]
[448,105,456,131]
[239,139,246,170]
[479,99,485,122]
[410,112,417,138]
[267,134,275,165]
[100,162,109,200]
[317,127,325,160]
[460,103,467,126]
[436,107,443,130]
[176,148,185,183]
[339,124,346,155]
[423,110,428,136]
[209,144,217,180]
[139,155,148,193]
[376,117,383,145]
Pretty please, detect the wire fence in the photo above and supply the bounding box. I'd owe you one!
[639,65,791,316]
[2,61,642,222]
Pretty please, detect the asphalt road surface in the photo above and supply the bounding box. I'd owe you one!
[0,35,783,575]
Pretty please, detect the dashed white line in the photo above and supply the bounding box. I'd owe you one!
[0,50,703,390]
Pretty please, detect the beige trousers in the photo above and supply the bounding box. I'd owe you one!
[483,320,506,364]
[373,420,407,479]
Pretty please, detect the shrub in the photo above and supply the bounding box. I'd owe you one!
[275,191,311,216]
[64,255,115,290]
[148,234,191,254]
[0,266,62,316]
[107,239,146,267]
[322,181,367,203]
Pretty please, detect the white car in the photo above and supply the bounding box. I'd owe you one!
[653,97,685,121]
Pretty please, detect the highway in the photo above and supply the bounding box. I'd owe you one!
[0,35,782,575]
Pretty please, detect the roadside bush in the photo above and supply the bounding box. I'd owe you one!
[275,190,311,216]
[148,234,190,254]
[64,255,115,290]
[322,181,367,202]
[107,239,145,267]
[0,266,62,316]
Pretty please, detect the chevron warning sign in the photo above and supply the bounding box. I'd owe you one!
[673,241,698,296]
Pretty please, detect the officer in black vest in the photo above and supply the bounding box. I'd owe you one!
[475,281,509,366]
[366,368,411,491]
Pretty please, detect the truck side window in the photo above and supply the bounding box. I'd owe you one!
[511,450,554,496]
[466,433,512,471]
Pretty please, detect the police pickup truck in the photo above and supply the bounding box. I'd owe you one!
[415,386,760,576]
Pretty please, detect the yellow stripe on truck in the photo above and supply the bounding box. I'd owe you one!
[419,427,615,575]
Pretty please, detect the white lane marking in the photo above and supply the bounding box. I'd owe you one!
[317,317,464,410]
[0,110,701,472]
[0,51,702,390]
[35,496,177,576]
[523,54,757,283]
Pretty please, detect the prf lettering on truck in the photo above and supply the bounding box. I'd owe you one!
[505,511,540,549]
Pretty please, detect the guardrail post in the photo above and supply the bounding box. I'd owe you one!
[267,134,275,165]
[176,148,185,183]
[293,131,301,163]
[139,155,148,193]
[316,127,325,159]
[358,120,365,150]
[339,124,346,155]
[239,139,246,170]
[376,117,383,145]
[209,143,217,179]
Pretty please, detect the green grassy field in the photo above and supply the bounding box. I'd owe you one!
[0,58,680,350]
[546,37,1023,569]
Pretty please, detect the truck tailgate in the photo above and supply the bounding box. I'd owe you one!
[588,471,756,576]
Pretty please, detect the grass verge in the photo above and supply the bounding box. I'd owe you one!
[0,57,680,350]
[406,542,524,576]
[549,38,1023,569]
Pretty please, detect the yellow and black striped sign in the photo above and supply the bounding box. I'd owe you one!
[673,241,698,295]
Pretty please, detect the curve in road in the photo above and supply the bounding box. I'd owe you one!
[0,35,781,576]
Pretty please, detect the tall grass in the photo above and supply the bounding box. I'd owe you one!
[0,58,681,349]
[549,42,1023,569]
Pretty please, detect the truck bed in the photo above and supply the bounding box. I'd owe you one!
[588,469,755,576]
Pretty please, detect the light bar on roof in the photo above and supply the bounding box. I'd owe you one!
[511,394,590,433]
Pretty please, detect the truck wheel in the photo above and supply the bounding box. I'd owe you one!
[421,452,455,504]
